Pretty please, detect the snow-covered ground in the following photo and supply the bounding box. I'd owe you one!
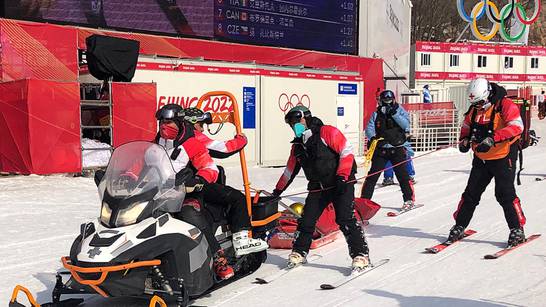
[2,119,546,307]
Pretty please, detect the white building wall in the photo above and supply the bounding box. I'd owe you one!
[413,41,546,98]
[359,0,413,96]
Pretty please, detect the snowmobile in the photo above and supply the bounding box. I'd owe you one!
[10,91,280,307]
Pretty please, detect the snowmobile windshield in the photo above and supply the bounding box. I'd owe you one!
[98,141,186,227]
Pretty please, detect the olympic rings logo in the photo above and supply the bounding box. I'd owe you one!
[457,0,541,42]
[278,93,311,113]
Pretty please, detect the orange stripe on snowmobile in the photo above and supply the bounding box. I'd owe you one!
[61,257,161,287]
[10,285,40,307]
[251,212,282,227]
[149,295,167,307]
[90,285,109,298]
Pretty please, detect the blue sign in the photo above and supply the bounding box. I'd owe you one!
[338,83,357,95]
[214,1,358,54]
[243,87,256,129]
[337,107,345,116]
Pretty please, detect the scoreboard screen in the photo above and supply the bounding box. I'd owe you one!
[3,0,358,54]
[214,0,358,54]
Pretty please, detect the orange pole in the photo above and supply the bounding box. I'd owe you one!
[196,91,253,220]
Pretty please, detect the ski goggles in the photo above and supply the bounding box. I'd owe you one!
[185,112,213,125]
[155,108,182,121]
[379,98,395,105]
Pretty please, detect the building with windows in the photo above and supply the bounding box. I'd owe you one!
[410,41,546,102]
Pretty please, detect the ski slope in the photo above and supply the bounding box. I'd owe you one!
[2,120,546,307]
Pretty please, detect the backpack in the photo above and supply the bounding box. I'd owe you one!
[510,98,538,185]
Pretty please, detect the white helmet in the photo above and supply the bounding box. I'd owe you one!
[467,78,490,105]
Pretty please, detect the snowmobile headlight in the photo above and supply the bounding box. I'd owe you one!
[100,202,112,225]
[115,201,149,227]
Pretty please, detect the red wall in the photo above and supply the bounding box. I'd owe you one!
[0,19,78,82]
[111,82,158,147]
[0,79,81,174]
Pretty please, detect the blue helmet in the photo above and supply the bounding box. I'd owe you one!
[379,90,396,105]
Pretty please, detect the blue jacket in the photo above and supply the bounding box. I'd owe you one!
[366,105,411,149]
[423,88,432,103]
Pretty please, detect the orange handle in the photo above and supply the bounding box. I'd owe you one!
[196,91,253,220]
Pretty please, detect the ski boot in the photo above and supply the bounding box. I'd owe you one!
[232,230,269,257]
[382,177,395,186]
[507,228,526,248]
[447,225,466,243]
[287,251,306,269]
[213,250,234,280]
[351,254,370,272]
[401,200,415,211]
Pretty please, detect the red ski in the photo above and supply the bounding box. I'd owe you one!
[425,229,477,254]
[484,234,541,259]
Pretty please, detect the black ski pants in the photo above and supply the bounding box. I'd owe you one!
[292,183,369,258]
[202,183,252,232]
[454,144,526,230]
[360,147,414,202]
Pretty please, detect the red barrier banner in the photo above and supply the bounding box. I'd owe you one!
[402,102,457,126]
[111,82,158,147]
[402,102,455,111]
[0,79,81,174]
[0,19,78,82]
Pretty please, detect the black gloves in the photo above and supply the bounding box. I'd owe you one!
[378,103,398,116]
[335,176,349,195]
[272,189,282,197]
[476,137,494,153]
[459,138,470,153]
[184,176,205,193]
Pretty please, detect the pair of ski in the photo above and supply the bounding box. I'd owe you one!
[254,254,389,289]
[425,229,541,259]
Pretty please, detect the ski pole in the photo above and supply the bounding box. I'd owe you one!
[279,140,463,199]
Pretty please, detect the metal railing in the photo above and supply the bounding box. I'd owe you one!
[410,127,460,152]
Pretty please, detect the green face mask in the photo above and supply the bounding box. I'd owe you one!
[292,123,306,138]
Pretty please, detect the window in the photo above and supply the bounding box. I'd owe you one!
[504,56,514,69]
[449,54,459,67]
[531,57,539,69]
[478,55,487,68]
[421,53,431,66]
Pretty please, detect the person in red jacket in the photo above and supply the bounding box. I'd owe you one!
[183,107,268,257]
[184,107,248,158]
[273,106,370,271]
[154,104,233,279]
[446,78,526,247]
